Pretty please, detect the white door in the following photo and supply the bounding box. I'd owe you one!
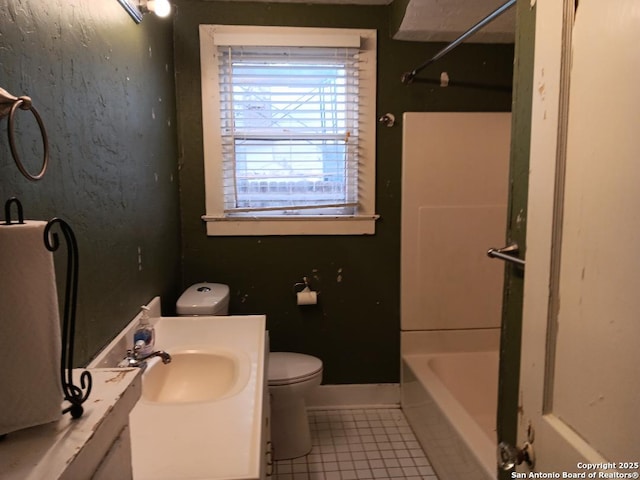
[517,0,640,475]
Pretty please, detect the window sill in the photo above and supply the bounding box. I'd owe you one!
[201,214,379,236]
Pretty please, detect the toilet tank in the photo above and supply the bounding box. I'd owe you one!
[176,283,230,316]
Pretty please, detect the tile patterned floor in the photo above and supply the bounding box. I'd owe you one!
[272,408,439,480]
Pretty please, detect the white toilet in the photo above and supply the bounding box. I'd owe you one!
[176,282,230,316]
[176,283,323,460]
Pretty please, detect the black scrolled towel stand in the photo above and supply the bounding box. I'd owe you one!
[3,197,92,421]
[44,217,92,419]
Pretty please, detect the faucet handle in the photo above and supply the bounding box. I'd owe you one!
[118,349,138,368]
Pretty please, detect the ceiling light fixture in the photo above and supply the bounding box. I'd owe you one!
[117,0,172,24]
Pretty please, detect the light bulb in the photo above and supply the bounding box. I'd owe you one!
[147,0,171,18]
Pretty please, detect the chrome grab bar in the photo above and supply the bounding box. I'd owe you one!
[487,243,525,267]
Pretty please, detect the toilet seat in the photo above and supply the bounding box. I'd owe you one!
[269,352,322,386]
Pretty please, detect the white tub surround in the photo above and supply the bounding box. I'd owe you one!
[0,368,141,480]
[90,307,268,480]
[400,113,510,480]
[401,112,511,333]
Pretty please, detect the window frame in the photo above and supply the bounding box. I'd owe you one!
[199,24,378,236]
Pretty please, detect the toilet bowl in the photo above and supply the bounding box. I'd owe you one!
[268,352,322,459]
[177,283,323,460]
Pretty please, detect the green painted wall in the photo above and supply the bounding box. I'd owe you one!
[498,0,535,476]
[0,0,516,381]
[174,0,514,384]
[0,0,182,366]
[389,0,412,38]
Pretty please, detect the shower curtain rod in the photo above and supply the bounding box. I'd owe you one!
[401,0,517,85]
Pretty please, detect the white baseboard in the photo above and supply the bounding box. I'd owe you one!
[306,384,400,410]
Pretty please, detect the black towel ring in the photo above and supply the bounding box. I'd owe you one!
[0,88,50,181]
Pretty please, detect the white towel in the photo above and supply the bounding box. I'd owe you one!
[0,220,63,435]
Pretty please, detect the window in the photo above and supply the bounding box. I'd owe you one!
[199,25,378,235]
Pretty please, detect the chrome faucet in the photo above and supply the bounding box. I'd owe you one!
[119,340,172,369]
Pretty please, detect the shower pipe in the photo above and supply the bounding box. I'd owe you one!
[0,87,50,181]
[401,0,517,85]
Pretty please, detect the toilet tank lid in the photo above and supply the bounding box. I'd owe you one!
[176,283,229,314]
[268,352,323,384]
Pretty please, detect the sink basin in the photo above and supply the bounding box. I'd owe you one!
[142,349,250,404]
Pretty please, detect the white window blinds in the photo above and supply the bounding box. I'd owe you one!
[217,45,361,215]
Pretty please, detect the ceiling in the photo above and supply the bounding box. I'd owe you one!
[394,0,516,43]
[220,0,516,43]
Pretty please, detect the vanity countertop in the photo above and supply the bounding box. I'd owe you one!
[0,368,141,480]
[129,315,267,480]
[86,298,269,480]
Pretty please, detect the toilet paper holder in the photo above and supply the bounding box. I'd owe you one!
[293,276,315,293]
[293,277,319,305]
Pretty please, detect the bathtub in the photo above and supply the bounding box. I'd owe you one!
[401,332,499,480]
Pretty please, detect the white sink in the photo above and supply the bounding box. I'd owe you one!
[142,349,250,404]
[88,304,267,480]
[130,315,266,480]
